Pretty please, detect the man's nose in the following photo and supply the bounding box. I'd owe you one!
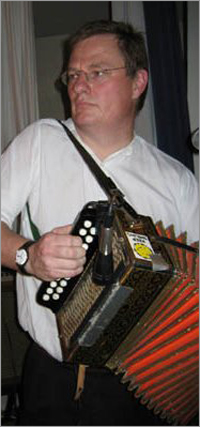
[73,73,90,92]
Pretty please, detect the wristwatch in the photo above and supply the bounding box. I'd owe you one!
[15,240,35,275]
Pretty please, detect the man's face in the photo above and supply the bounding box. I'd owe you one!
[67,34,136,131]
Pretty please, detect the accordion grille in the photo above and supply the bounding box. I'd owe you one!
[57,228,126,343]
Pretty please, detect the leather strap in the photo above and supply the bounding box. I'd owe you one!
[57,120,139,219]
[74,364,87,400]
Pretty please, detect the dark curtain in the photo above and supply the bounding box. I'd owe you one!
[143,1,194,171]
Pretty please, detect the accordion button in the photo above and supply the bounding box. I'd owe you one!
[60,279,68,287]
[43,294,50,301]
[56,286,63,294]
[79,228,87,236]
[82,243,89,251]
[90,227,96,235]
[85,235,93,243]
[84,220,92,228]
[52,293,60,300]
[46,288,53,294]
[50,281,57,288]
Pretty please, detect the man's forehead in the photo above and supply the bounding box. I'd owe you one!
[69,34,122,65]
[73,33,118,48]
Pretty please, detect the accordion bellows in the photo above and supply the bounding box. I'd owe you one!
[37,201,199,426]
[108,223,199,426]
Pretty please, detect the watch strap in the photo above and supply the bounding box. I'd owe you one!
[16,240,35,275]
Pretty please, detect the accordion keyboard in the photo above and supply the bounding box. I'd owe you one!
[37,201,107,312]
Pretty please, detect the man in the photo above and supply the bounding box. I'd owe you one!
[1,20,199,426]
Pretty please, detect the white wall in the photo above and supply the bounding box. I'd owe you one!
[35,35,68,119]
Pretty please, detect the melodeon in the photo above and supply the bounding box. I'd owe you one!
[37,201,199,426]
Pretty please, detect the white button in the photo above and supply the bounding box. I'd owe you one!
[60,279,67,287]
[82,243,89,250]
[85,235,93,243]
[90,227,96,235]
[46,288,53,294]
[56,286,63,294]
[50,281,57,288]
[43,294,50,301]
[84,220,92,228]
[52,294,60,300]
[79,228,87,236]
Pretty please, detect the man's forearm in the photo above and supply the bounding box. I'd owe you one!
[1,221,30,271]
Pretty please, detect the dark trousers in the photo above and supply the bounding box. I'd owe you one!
[18,343,169,426]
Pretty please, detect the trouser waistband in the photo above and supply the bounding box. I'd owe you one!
[31,341,111,375]
[31,341,112,400]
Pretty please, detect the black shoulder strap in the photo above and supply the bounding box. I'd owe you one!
[58,120,139,218]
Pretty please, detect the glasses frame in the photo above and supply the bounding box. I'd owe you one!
[60,66,127,87]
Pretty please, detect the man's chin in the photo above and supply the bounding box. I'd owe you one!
[72,103,99,123]
[72,113,97,128]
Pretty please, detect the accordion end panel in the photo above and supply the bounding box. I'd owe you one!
[106,231,199,426]
[56,214,174,368]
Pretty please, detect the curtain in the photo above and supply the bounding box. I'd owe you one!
[143,2,194,171]
[1,1,39,153]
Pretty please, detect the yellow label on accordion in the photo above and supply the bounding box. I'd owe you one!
[126,232,154,260]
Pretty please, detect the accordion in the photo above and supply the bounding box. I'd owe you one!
[37,200,199,426]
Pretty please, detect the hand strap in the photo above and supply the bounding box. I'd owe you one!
[58,120,139,218]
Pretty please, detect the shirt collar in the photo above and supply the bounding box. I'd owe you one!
[66,118,138,165]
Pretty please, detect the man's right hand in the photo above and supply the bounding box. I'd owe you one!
[1,222,86,282]
[26,225,86,281]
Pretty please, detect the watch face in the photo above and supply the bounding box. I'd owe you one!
[16,249,28,266]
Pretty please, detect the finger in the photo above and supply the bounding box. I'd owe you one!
[58,265,84,278]
[52,225,72,235]
[45,257,86,280]
[62,245,86,260]
[63,234,84,248]
[48,232,84,249]
[47,246,86,270]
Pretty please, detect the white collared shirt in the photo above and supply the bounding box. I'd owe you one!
[1,118,199,360]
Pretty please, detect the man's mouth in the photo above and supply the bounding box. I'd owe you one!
[74,100,96,112]
[75,99,93,106]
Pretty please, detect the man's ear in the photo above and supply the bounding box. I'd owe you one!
[132,69,148,100]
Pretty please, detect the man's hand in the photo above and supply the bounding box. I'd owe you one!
[27,225,86,281]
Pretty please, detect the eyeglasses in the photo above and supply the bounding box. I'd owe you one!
[61,66,127,87]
